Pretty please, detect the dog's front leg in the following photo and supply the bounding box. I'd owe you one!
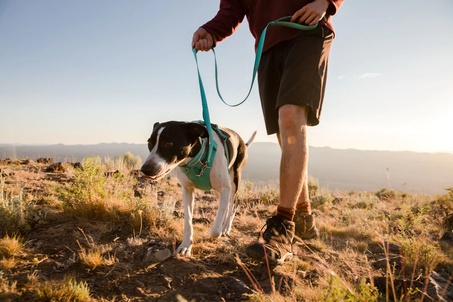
[176,185,195,256]
[209,187,231,238]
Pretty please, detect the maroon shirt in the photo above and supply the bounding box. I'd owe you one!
[201,0,343,52]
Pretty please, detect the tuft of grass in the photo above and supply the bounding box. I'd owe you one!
[36,277,91,302]
[0,176,36,234]
[0,234,24,258]
[78,248,104,269]
[0,257,17,270]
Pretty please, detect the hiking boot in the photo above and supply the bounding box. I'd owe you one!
[245,216,294,265]
[294,212,319,240]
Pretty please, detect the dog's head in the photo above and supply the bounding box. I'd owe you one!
[141,121,208,180]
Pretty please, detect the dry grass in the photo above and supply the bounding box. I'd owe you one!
[0,157,452,301]
[0,234,24,258]
[35,277,91,302]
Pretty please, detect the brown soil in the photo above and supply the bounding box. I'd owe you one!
[1,161,452,301]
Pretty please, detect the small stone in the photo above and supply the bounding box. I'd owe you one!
[440,232,453,245]
[155,249,172,262]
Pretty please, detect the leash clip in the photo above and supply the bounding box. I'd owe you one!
[197,162,209,177]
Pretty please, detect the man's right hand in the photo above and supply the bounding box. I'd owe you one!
[192,28,213,52]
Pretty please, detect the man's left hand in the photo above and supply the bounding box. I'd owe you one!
[290,0,330,26]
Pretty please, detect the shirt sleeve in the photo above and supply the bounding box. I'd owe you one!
[200,0,246,47]
[326,0,344,16]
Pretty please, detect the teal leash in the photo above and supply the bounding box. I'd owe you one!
[192,47,217,164]
[191,15,317,152]
[188,16,317,190]
[212,16,318,107]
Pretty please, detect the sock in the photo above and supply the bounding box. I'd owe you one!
[296,201,312,215]
[277,205,295,221]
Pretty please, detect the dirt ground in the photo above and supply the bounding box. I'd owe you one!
[1,160,452,301]
[0,162,313,301]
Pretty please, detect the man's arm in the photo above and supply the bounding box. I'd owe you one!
[192,0,245,52]
[291,0,344,26]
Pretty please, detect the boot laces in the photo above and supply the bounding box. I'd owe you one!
[261,217,289,242]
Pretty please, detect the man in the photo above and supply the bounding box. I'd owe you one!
[192,0,343,263]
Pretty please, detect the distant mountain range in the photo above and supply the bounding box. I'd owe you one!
[1,143,452,195]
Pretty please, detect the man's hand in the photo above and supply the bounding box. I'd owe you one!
[191,28,213,52]
[290,0,330,26]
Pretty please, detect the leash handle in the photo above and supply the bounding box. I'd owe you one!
[212,16,318,107]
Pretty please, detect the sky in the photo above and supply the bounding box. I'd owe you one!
[1,0,452,153]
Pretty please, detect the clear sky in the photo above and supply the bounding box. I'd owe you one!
[1,0,452,153]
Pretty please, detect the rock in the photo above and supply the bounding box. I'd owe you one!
[154,249,172,262]
[430,271,453,301]
[45,162,66,173]
[332,197,344,204]
[0,167,14,177]
[367,241,401,254]
[444,213,453,231]
[371,253,403,271]
[372,272,453,302]
[72,162,83,170]
[142,249,156,265]
[225,277,253,295]
[372,276,438,301]
[439,232,453,245]
[37,158,53,164]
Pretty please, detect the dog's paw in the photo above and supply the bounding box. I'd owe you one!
[176,242,192,256]
[209,228,222,238]
[221,221,233,236]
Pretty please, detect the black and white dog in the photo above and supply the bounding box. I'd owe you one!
[141,121,256,256]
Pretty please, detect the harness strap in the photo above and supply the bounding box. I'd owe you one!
[179,122,229,191]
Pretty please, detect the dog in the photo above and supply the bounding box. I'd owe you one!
[141,121,256,256]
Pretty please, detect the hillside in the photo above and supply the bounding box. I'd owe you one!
[1,143,452,194]
[0,159,452,301]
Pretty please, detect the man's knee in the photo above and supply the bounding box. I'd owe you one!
[278,105,308,132]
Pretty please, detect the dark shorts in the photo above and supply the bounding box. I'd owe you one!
[257,25,334,135]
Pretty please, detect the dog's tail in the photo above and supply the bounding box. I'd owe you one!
[245,131,257,148]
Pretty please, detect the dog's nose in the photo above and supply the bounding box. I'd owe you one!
[140,164,152,176]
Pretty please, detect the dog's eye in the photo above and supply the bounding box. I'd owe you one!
[164,142,173,148]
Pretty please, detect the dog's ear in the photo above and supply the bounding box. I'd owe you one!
[152,122,160,131]
[185,123,208,141]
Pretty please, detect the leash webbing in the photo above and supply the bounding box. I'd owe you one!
[193,48,216,162]
[210,16,318,107]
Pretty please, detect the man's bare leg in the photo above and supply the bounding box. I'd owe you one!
[245,104,314,263]
[277,132,311,214]
[277,104,309,212]
[277,104,318,239]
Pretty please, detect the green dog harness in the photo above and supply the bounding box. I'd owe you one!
[179,122,229,191]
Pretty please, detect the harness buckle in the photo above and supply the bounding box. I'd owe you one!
[197,162,209,177]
